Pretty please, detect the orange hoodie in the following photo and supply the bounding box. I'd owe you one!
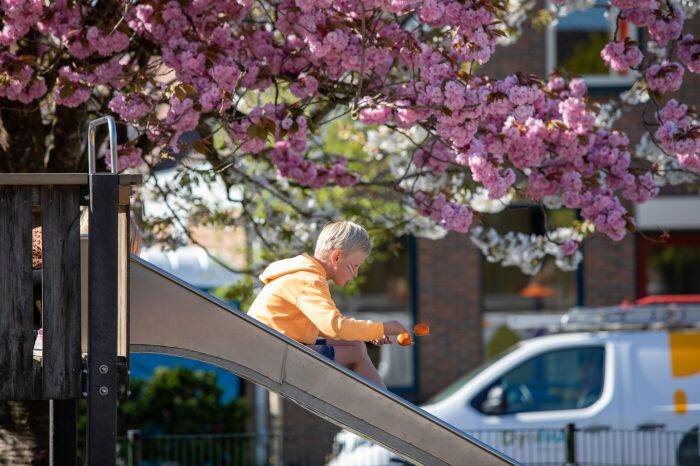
[247,253,384,344]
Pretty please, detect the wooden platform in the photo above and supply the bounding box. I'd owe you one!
[0,173,142,185]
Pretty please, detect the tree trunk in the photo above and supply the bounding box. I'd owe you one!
[0,401,50,465]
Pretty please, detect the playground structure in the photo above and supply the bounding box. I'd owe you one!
[0,117,518,465]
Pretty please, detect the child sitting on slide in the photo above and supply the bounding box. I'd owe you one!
[248,221,408,389]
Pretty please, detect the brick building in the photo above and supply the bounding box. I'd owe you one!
[277,4,700,465]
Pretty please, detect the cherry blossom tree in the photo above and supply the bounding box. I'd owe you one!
[0,0,699,278]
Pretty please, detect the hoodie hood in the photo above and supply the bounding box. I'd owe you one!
[259,253,327,284]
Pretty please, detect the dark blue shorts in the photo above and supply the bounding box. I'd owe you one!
[305,338,335,361]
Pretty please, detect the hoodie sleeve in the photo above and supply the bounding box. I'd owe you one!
[296,278,384,341]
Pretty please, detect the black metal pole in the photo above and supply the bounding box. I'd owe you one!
[127,429,142,466]
[50,399,77,466]
[565,423,577,466]
[87,174,119,466]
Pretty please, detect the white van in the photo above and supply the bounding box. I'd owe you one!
[328,302,700,466]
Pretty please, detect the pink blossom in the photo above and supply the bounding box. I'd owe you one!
[54,67,91,108]
[91,57,127,89]
[647,6,684,46]
[580,191,628,241]
[359,100,392,125]
[0,53,47,103]
[622,172,659,203]
[444,81,466,111]
[656,99,689,126]
[109,93,151,121]
[395,105,421,127]
[465,145,516,199]
[568,78,587,97]
[612,0,657,9]
[503,117,547,169]
[677,34,700,74]
[507,85,540,106]
[164,97,201,150]
[419,0,445,24]
[66,34,94,59]
[655,120,700,172]
[677,154,700,172]
[105,145,144,172]
[645,61,684,93]
[623,8,651,27]
[440,201,473,233]
[600,39,643,72]
[290,74,319,99]
[558,98,595,134]
[331,158,359,187]
[88,27,131,56]
[413,142,455,174]
[561,172,584,208]
[0,0,43,46]
[166,97,200,133]
[414,192,473,233]
[211,64,240,91]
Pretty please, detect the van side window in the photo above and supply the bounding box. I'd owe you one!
[471,346,605,415]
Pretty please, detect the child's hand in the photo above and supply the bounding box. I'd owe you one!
[371,335,392,346]
[382,320,408,336]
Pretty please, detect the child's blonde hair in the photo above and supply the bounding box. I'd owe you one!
[314,221,372,259]
[80,208,143,255]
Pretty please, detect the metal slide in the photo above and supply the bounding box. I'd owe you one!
[128,256,518,466]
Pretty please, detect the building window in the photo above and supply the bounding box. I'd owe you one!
[637,233,700,297]
[481,207,580,314]
[546,1,638,87]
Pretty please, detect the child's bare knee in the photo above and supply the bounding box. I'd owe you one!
[352,340,369,354]
[346,341,367,361]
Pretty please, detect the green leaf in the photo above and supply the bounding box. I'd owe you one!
[174,84,188,100]
[259,117,277,135]
[246,124,267,141]
[59,82,77,100]
[18,55,36,65]
[174,83,197,100]
[180,83,197,95]
[191,139,212,155]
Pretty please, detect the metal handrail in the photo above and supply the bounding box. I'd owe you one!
[87,116,118,175]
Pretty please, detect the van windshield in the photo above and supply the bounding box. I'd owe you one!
[426,344,521,404]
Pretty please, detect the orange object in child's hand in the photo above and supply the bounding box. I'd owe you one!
[397,333,412,346]
[413,322,430,336]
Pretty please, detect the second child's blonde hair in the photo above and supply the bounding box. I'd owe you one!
[79,208,143,255]
[314,221,371,259]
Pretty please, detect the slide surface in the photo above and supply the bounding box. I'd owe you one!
[129,256,518,466]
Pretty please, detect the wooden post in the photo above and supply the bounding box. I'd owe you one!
[87,174,119,466]
[0,187,37,400]
[50,399,77,466]
[117,188,131,400]
[41,185,81,466]
[41,186,81,398]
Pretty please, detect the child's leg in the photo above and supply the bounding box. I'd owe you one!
[325,339,387,390]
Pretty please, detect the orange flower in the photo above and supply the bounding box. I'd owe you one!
[397,333,412,346]
[413,322,430,336]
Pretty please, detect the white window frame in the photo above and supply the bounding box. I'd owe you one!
[546,2,639,87]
